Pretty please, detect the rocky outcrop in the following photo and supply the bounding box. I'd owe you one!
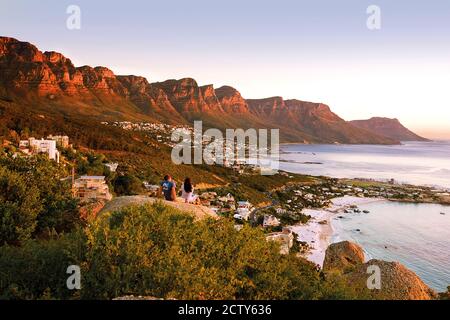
[152,78,224,114]
[323,241,438,300]
[349,259,438,300]
[215,86,249,113]
[349,117,429,142]
[117,75,184,121]
[323,241,365,272]
[99,196,218,221]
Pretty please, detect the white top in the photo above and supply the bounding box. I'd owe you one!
[181,183,197,203]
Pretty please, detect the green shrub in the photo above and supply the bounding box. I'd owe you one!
[112,174,143,196]
[0,155,80,242]
[0,166,41,245]
[81,203,323,299]
[0,231,86,299]
[0,202,366,300]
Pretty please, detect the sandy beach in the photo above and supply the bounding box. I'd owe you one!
[289,196,385,267]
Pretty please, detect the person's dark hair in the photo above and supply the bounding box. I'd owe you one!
[164,175,170,181]
[183,177,193,193]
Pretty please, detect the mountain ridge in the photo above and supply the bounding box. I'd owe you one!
[350,117,429,142]
[0,36,416,144]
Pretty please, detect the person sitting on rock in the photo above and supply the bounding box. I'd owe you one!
[159,175,177,201]
[180,177,199,204]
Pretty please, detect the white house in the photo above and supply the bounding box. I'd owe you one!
[263,215,281,228]
[266,230,294,255]
[234,207,250,220]
[234,201,253,220]
[104,162,119,172]
[19,137,60,163]
[74,176,112,201]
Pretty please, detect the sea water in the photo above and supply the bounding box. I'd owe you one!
[280,141,450,292]
[331,201,450,292]
[280,141,450,189]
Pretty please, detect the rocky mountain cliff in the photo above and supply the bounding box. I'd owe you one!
[0,36,404,144]
[350,117,429,142]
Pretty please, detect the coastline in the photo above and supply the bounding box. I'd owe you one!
[289,196,385,267]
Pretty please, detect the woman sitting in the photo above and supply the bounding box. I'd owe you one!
[180,177,199,204]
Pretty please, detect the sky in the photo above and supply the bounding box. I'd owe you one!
[1,0,450,139]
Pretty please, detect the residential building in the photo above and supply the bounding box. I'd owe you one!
[234,201,253,220]
[263,215,281,228]
[47,135,70,148]
[266,229,294,255]
[143,182,160,196]
[104,162,119,172]
[19,137,60,163]
[74,176,112,201]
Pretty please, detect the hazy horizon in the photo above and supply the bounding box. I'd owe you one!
[1,0,450,139]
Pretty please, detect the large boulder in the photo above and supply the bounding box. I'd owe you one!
[323,241,365,272]
[100,196,218,221]
[323,241,438,300]
[348,259,438,300]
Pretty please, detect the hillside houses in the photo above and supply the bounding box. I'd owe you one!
[104,162,119,172]
[74,176,112,201]
[263,215,281,228]
[47,135,70,148]
[143,182,160,196]
[19,137,61,163]
[197,191,258,220]
[266,229,295,255]
[234,201,254,221]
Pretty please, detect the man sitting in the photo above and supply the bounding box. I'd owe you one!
[159,175,177,201]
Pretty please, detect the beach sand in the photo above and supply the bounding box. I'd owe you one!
[289,196,384,267]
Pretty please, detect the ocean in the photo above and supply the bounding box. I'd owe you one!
[279,141,450,189]
[332,201,450,292]
[280,141,450,292]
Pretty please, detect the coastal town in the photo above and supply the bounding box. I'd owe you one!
[3,128,449,260]
[101,121,271,173]
[2,16,450,302]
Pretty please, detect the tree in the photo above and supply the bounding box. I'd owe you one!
[0,154,80,239]
[0,166,42,245]
[112,174,143,196]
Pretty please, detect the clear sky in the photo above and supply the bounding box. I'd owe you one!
[1,0,450,139]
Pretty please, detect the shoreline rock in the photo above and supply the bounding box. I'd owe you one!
[323,241,438,300]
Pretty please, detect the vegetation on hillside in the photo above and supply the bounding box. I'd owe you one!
[0,202,368,300]
[0,153,80,246]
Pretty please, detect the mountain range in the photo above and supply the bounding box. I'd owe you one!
[0,36,428,144]
[350,118,429,142]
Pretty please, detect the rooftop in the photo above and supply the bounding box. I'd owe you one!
[79,176,106,180]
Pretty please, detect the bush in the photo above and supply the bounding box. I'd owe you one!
[0,166,41,245]
[81,203,323,299]
[0,154,80,241]
[112,174,143,196]
[0,231,86,299]
[0,202,366,300]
